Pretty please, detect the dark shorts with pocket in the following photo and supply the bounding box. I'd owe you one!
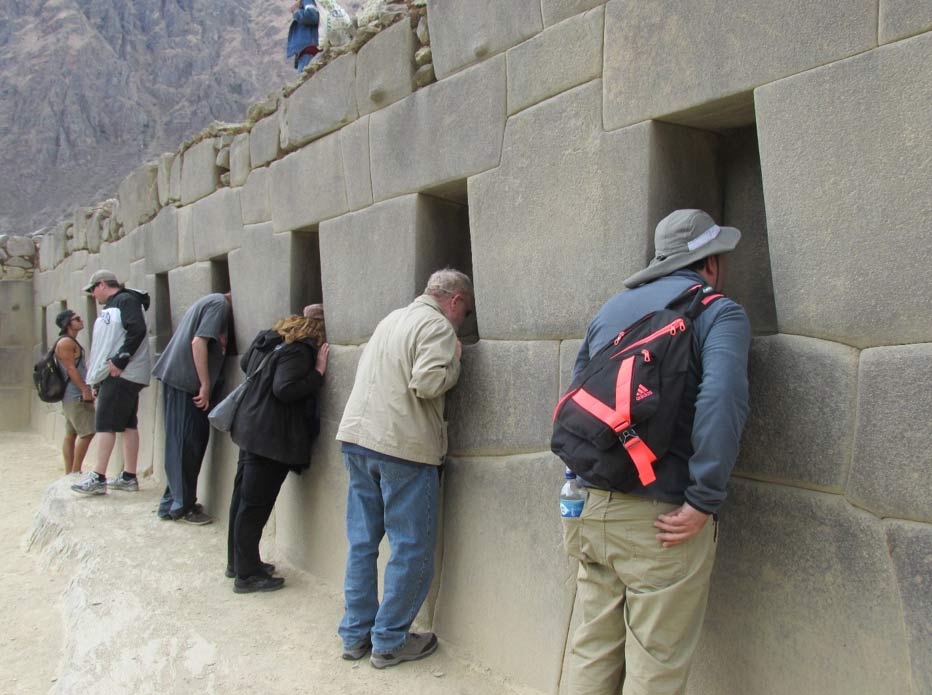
[95,377,145,433]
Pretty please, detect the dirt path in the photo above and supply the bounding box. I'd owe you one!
[1,432,543,695]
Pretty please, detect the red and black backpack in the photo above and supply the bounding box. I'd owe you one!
[551,283,724,491]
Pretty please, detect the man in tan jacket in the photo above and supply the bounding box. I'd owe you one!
[337,268,473,669]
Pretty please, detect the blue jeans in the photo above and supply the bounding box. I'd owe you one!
[338,451,440,654]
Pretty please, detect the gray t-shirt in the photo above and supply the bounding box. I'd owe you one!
[152,293,230,394]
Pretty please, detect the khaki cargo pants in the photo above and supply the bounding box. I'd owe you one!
[564,488,716,695]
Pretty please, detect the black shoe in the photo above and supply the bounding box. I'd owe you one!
[179,508,212,525]
[233,574,285,594]
[225,562,275,579]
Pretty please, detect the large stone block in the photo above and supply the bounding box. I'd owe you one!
[176,206,195,266]
[319,194,468,344]
[506,7,603,115]
[157,153,175,206]
[190,188,244,262]
[169,151,182,204]
[603,0,877,131]
[433,453,575,692]
[270,132,348,233]
[470,81,721,340]
[197,361,239,520]
[180,139,221,206]
[426,0,543,79]
[369,56,507,202]
[542,0,606,26]
[687,479,911,695]
[167,263,213,331]
[0,388,30,430]
[275,420,349,586]
[98,236,134,281]
[228,224,293,351]
[340,116,372,212]
[241,167,272,225]
[279,54,358,151]
[756,35,932,347]
[116,162,160,231]
[446,340,560,456]
[736,335,859,491]
[355,20,416,117]
[144,206,180,275]
[0,347,28,386]
[249,115,280,169]
[847,344,932,523]
[885,520,932,695]
[0,281,34,347]
[229,133,250,187]
[880,0,932,43]
[559,339,583,395]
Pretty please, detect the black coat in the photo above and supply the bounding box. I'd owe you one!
[230,330,323,469]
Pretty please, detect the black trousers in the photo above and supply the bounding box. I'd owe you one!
[159,383,210,517]
[227,449,289,578]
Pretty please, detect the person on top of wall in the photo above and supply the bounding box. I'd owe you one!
[287,0,320,71]
[71,270,151,496]
[564,209,751,695]
[151,292,233,525]
[225,306,330,594]
[54,309,96,475]
[336,269,473,669]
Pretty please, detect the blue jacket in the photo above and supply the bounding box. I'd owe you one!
[573,269,751,513]
[286,1,320,58]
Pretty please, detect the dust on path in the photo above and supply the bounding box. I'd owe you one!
[1,432,544,695]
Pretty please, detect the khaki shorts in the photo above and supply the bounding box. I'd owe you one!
[62,400,96,438]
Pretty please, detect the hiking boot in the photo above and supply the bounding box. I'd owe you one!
[233,574,285,594]
[106,475,139,491]
[71,474,107,496]
[342,637,372,661]
[225,562,275,579]
[179,508,212,525]
[370,632,438,669]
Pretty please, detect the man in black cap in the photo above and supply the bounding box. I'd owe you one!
[565,209,751,695]
[53,309,95,475]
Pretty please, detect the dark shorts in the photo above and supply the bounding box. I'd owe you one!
[95,377,145,433]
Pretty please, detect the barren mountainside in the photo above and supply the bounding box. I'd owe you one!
[0,0,356,236]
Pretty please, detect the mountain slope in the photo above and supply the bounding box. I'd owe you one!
[0,0,301,235]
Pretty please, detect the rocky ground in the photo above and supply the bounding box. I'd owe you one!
[1,431,542,695]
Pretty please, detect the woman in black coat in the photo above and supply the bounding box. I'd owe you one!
[226,307,330,593]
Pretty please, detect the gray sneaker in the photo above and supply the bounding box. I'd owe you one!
[106,475,139,491]
[342,637,372,661]
[370,632,438,669]
[71,474,107,496]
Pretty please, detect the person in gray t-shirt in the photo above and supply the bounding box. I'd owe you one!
[152,292,232,524]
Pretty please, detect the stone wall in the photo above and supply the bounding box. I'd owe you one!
[19,2,932,694]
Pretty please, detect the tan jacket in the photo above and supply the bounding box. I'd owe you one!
[337,295,461,465]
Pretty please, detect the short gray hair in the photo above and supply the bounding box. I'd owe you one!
[424,268,473,299]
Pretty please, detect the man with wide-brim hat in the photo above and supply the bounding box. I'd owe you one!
[564,209,751,694]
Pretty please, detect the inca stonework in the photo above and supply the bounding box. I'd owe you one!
[3,2,930,693]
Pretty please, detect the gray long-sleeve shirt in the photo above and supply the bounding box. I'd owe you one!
[573,269,751,513]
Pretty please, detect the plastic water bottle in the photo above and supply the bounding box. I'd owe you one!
[560,469,585,518]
